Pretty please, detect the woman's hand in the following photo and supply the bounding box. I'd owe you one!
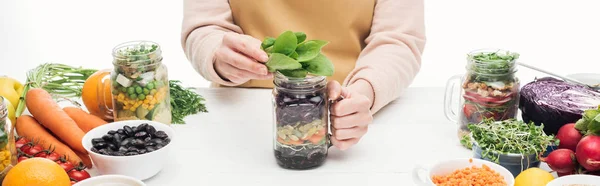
[328,80,374,150]
[214,32,273,84]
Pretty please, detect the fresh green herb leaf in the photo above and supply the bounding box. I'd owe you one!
[296,40,328,62]
[467,50,519,82]
[265,53,302,72]
[169,80,208,124]
[294,32,307,44]
[588,114,600,131]
[261,37,276,49]
[575,118,589,131]
[468,119,557,163]
[302,54,334,76]
[279,69,308,78]
[272,31,297,55]
[289,51,299,60]
[584,109,600,120]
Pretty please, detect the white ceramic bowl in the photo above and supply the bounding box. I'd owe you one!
[546,174,600,186]
[412,158,515,186]
[82,120,174,180]
[567,73,600,89]
[73,175,146,186]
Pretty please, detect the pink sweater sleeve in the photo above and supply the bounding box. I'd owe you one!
[343,0,426,113]
[181,0,242,86]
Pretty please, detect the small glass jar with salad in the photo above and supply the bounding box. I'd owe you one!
[272,72,329,169]
[111,41,172,124]
[445,49,520,141]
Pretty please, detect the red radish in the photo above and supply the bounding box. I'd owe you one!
[576,135,600,171]
[541,149,577,173]
[557,171,574,177]
[556,123,583,151]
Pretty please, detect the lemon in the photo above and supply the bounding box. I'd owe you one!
[514,168,554,186]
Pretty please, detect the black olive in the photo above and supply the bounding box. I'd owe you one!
[108,143,118,151]
[119,146,128,153]
[155,144,164,149]
[102,134,114,142]
[91,147,99,153]
[127,146,139,152]
[146,146,156,152]
[93,142,108,149]
[92,138,104,146]
[144,136,152,142]
[136,123,148,132]
[124,126,134,137]
[146,125,156,135]
[139,149,147,154]
[117,129,125,134]
[154,131,168,139]
[98,148,110,155]
[134,139,146,148]
[107,130,117,135]
[125,152,139,156]
[151,138,163,145]
[120,138,133,147]
[113,133,123,146]
[134,131,148,139]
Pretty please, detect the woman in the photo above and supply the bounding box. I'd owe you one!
[181,0,425,150]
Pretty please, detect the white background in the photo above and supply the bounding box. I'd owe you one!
[1,0,599,88]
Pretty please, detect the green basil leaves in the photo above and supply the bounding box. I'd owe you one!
[262,31,334,78]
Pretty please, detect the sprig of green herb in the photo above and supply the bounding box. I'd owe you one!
[574,106,600,135]
[169,80,208,124]
[261,31,334,78]
[468,119,557,163]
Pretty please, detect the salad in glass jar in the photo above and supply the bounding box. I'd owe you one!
[111,41,171,124]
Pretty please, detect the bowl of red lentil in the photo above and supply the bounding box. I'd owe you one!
[412,158,515,186]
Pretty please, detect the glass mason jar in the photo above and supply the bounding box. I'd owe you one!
[445,49,520,141]
[272,72,330,169]
[110,41,172,124]
[0,97,16,181]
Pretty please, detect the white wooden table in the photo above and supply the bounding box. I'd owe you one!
[142,87,548,185]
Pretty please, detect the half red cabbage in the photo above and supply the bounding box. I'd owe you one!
[520,77,600,135]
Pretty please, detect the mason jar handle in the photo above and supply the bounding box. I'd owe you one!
[444,75,462,124]
[97,73,114,120]
[327,96,345,149]
[412,164,431,186]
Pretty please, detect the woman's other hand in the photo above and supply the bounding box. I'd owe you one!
[328,80,374,150]
[214,32,273,84]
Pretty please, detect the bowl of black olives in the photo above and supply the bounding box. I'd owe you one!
[82,120,174,180]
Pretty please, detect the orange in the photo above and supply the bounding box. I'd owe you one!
[2,158,71,186]
[82,69,114,120]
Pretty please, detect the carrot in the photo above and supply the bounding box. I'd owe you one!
[63,106,108,133]
[309,134,325,144]
[75,150,93,168]
[431,164,506,186]
[26,88,87,153]
[16,115,83,165]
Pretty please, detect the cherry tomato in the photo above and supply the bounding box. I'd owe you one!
[34,151,48,158]
[46,152,61,162]
[68,169,91,181]
[17,156,29,163]
[20,144,31,154]
[463,104,477,119]
[15,138,29,149]
[57,160,75,172]
[24,145,43,156]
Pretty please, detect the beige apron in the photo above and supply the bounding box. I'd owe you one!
[226,0,375,88]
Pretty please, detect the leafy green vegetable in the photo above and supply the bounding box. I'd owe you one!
[261,37,276,49]
[573,107,600,134]
[294,32,307,44]
[469,119,557,163]
[467,50,519,82]
[272,31,297,55]
[280,69,308,78]
[265,53,302,72]
[303,54,334,76]
[296,40,328,62]
[169,80,208,124]
[261,30,334,78]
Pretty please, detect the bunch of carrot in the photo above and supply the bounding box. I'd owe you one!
[431,164,507,186]
[16,88,108,167]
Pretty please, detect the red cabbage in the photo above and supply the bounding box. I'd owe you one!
[520,77,600,135]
